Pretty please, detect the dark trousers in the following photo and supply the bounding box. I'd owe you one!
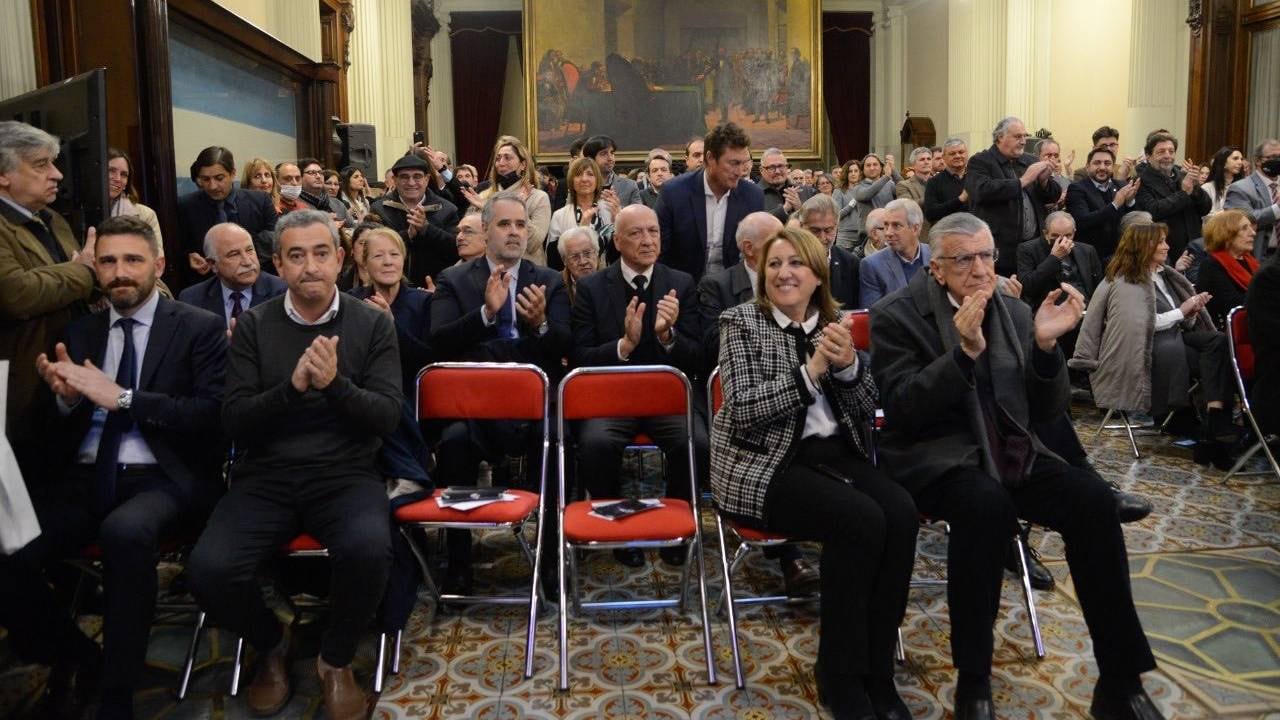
[1183,329,1233,406]
[0,467,190,693]
[756,437,918,678]
[912,455,1156,679]
[187,470,391,667]
[575,414,707,500]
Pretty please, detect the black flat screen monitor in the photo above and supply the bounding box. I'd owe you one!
[0,68,108,239]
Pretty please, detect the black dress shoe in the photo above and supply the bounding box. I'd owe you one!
[954,696,996,720]
[865,676,910,720]
[1193,439,1234,471]
[658,546,687,566]
[1006,539,1055,591]
[780,558,821,597]
[613,548,645,567]
[814,663,875,720]
[1106,481,1153,523]
[1089,688,1166,720]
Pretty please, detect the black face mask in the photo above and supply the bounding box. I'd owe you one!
[497,170,522,189]
[1261,158,1280,178]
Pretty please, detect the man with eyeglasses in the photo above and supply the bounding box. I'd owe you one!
[859,198,931,307]
[757,147,815,224]
[656,123,764,282]
[369,153,461,283]
[871,212,1164,720]
[295,157,349,227]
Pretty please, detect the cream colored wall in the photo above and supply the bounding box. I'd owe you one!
[0,0,37,100]
[212,0,322,61]
[1047,0,1132,166]
[904,0,948,138]
[348,0,416,176]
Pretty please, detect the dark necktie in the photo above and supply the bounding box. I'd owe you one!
[785,323,814,360]
[1102,184,1115,204]
[229,291,245,320]
[93,318,137,514]
[498,275,517,339]
[24,212,67,263]
[216,200,229,224]
[632,274,648,297]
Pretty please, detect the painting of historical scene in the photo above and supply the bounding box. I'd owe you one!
[526,0,821,160]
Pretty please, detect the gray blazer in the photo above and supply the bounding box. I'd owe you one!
[852,176,897,230]
[1223,173,1279,259]
[833,187,863,249]
[859,243,931,308]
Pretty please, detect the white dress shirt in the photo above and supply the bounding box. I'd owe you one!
[284,287,341,326]
[703,173,730,276]
[771,306,859,439]
[0,194,35,220]
[480,257,521,328]
[617,261,671,359]
[75,290,161,464]
[221,283,254,326]
[1151,269,1185,332]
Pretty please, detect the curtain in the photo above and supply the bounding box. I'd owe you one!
[450,11,522,171]
[822,12,873,165]
[1249,26,1280,151]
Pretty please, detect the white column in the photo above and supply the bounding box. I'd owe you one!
[949,0,1007,148]
[267,0,322,61]
[1004,0,1050,126]
[0,1,37,100]
[882,5,907,156]
[426,5,456,154]
[1125,0,1187,155]
[348,0,415,176]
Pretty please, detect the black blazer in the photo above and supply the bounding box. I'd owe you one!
[570,262,701,376]
[1196,254,1251,330]
[176,272,287,325]
[829,245,861,310]
[429,257,569,377]
[965,146,1059,273]
[1135,164,1211,261]
[696,261,755,374]
[1015,236,1104,308]
[176,188,279,288]
[1246,257,1280,433]
[656,169,764,282]
[369,189,460,284]
[57,297,228,502]
[1066,178,1127,260]
[350,284,434,396]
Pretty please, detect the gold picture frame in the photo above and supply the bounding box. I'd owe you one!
[523,0,823,164]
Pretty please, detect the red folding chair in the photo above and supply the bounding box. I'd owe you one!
[555,365,715,690]
[394,362,550,680]
[1224,306,1280,482]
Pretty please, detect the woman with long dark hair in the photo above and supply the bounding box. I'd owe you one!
[1201,145,1246,216]
[107,148,164,254]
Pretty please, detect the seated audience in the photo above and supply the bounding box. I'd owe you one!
[860,198,930,307]
[1246,254,1280,433]
[1066,147,1140,261]
[1223,138,1280,259]
[338,220,380,291]
[1016,211,1104,309]
[241,157,283,214]
[582,135,643,207]
[107,148,163,254]
[856,208,888,260]
[712,227,916,720]
[640,149,674,209]
[798,194,860,309]
[548,156,613,271]
[338,166,371,223]
[275,162,307,214]
[1198,209,1261,328]
[324,170,341,198]
[369,153,460,284]
[9,215,225,719]
[462,136,551,265]
[924,137,970,225]
[1135,131,1210,262]
[297,158,349,226]
[0,120,97,472]
[814,172,835,196]
[1070,222,1238,469]
[852,153,896,232]
[558,226,604,305]
[454,211,487,264]
[455,163,478,189]
[931,146,945,174]
[895,147,933,207]
[1201,146,1246,216]
[188,210,401,719]
[872,211,1163,720]
[1037,138,1071,201]
[966,117,1058,275]
[177,147,278,286]
[178,223,287,327]
[833,158,863,251]
[570,204,702,567]
[758,147,815,223]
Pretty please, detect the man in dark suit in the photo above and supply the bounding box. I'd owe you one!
[177,223,286,327]
[965,117,1060,275]
[757,147,815,223]
[176,146,278,289]
[1136,131,1211,262]
[798,194,860,309]
[3,215,226,718]
[1247,254,1280,433]
[369,153,460,285]
[1224,138,1280,259]
[571,204,702,567]
[924,137,970,225]
[430,190,570,590]
[1065,147,1142,261]
[657,123,764,282]
[871,212,1162,720]
[1016,212,1104,309]
[296,157,349,226]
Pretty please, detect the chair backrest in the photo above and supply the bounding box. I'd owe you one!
[847,309,871,352]
[417,362,549,422]
[559,366,691,421]
[1227,306,1253,382]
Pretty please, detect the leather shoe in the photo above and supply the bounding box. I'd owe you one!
[866,676,910,720]
[1193,439,1234,471]
[954,696,996,720]
[320,664,369,720]
[1006,539,1054,591]
[780,558,820,597]
[813,663,875,720]
[246,632,291,717]
[1089,687,1166,720]
[1109,483,1152,523]
[613,548,645,567]
[659,546,687,566]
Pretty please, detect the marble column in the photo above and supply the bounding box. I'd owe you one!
[348,0,415,175]
[0,1,37,100]
[872,6,906,156]
[1004,0,1051,127]
[1125,0,1188,155]
[426,5,455,155]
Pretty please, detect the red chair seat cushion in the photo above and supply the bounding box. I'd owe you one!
[563,499,695,543]
[727,521,791,543]
[287,533,325,552]
[393,489,539,525]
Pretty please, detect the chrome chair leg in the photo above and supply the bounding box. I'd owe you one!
[177,611,205,701]
[229,637,246,696]
[1013,534,1046,659]
[714,513,745,689]
[392,630,402,675]
[1119,411,1141,459]
[894,627,906,665]
[373,632,387,694]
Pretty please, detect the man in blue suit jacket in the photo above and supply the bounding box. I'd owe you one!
[861,198,932,308]
[176,147,278,289]
[656,123,763,282]
[177,223,287,328]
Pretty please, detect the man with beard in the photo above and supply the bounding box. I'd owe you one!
[640,149,674,209]
[3,215,227,719]
[178,223,287,327]
[1136,131,1211,262]
[583,135,643,207]
[965,117,1059,276]
[296,157,349,226]
[1066,147,1141,261]
[369,153,460,283]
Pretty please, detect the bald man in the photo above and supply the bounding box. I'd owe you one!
[177,222,287,326]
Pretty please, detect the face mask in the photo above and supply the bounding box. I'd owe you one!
[497,170,522,189]
[1261,158,1280,178]
[280,184,302,200]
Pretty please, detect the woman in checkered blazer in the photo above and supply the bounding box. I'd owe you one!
[710,227,919,720]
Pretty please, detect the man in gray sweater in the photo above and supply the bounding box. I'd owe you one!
[189,210,402,719]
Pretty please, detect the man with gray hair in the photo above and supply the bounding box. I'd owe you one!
[897,146,936,235]
[757,147,814,222]
[1223,137,1280,258]
[871,211,1163,720]
[1015,211,1103,309]
[798,193,861,308]
[188,209,402,719]
[965,117,1060,275]
[0,120,97,468]
[925,136,971,225]
[177,223,287,327]
[860,198,930,307]
[858,207,889,259]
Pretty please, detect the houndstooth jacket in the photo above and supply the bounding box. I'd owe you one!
[709,302,879,522]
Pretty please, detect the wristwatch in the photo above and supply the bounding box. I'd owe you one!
[117,389,134,411]
[536,320,550,336]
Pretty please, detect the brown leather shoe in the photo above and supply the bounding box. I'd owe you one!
[245,635,291,716]
[320,664,369,720]
[781,558,821,597]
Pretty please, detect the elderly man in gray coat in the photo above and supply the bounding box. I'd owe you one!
[870,212,1163,720]
[1223,138,1280,259]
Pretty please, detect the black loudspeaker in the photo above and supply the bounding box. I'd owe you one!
[337,123,377,176]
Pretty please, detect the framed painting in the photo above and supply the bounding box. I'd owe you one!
[524,0,823,163]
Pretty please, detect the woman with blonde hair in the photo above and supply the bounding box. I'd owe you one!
[460,135,552,264]
[547,156,612,271]
[240,157,282,213]
[1197,209,1260,327]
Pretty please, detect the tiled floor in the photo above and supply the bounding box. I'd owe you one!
[2,403,1278,719]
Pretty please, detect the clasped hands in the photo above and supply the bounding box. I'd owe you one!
[805,318,857,383]
[954,283,1085,359]
[620,290,680,357]
[291,335,340,392]
[36,342,123,409]
[483,265,548,329]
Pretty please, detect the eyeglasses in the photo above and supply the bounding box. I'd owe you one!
[302,169,324,176]
[937,249,999,269]
[566,251,597,264]
[762,163,788,172]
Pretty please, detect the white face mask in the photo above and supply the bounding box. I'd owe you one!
[279,184,303,200]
